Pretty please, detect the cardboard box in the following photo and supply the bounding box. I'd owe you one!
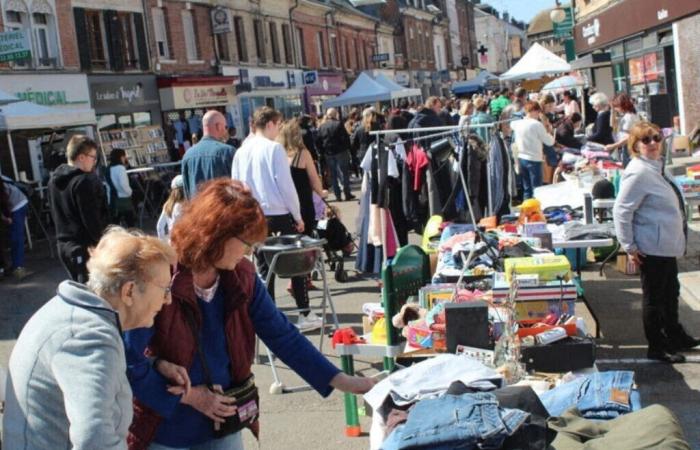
[616,254,639,275]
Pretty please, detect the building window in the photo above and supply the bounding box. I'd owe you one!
[316,31,326,67]
[345,38,351,68]
[329,34,337,68]
[234,16,247,62]
[116,12,138,69]
[216,33,230,62]
[181,9,198,61]
[85,10,108,69]
[269,22,280,64]
[253,19,265,63]
[151,7,169,59]
[5,9,28,68]
[295,27,306,66]
[5,2,59,68]
[281,24,292,64]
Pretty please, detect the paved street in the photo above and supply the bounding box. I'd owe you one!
[1,183,700,449]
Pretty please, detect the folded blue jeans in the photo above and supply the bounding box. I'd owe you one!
[382,392,529,450]
[539,371,641,419]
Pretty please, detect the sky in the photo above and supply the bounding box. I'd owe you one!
[482,0,562,24]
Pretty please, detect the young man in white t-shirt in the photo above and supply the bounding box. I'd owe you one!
[511,101,555,200]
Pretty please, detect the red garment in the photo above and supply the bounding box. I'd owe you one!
[405,143,429,191]
[127,260,258,450]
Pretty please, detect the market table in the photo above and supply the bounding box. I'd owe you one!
[553,238,614,339]
[126,161,180,227]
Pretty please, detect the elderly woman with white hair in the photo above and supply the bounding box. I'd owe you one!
[2,227,188,450]
[587,92,615,146]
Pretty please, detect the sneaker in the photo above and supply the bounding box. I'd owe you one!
[345,194,357,201]
[12,267,33,281]
[296,312,323,331]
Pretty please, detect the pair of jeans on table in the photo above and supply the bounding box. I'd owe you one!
[518,158,543,200]
[382,392,529,450]
[539,371,641,419]
[325,152,352,200]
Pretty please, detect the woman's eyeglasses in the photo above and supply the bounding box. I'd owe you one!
[237,236,260,254]
[640,134,662,145]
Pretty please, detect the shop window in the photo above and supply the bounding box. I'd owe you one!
[269,22,280,64]
[118,114,133,128]
[281,24,293,65]
[85,10,108,69]
[133,112,151,126]
[216,32,230,62]
[624,37,642,55]
[234,16,247,62]
[98,114,117,130]
[253,19,266,63]
[329,35,338,68]
[151,7,170,60]
[182,9,198,61]
[295,27,306,67]
[317,31,326,68]
[609,43,623,59]
[613,62,627,95]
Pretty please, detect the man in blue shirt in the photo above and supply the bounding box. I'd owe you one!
[181,111,235,199]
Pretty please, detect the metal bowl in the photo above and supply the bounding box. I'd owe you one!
[260,235,326,277]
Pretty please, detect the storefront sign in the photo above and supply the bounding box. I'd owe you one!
[159,84,236,110]
[211,7,233,34]
[0,30,31,63]
[0,74,91,109]
[303,71,318,86]
[574,0,700,53]
[395,72,409,86]
[305,74,343,96]
[254,76,285,88]
[371,53,390,63]
[93,83,144,106]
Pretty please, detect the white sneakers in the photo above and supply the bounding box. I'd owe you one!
[296,312,324,331]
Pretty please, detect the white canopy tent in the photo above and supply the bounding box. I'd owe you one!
[0,90,19,106]
[373,73,422,100]
[0,100,97,180]
[499,43,571,81]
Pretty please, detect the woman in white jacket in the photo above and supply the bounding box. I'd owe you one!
[109,149,136,227]
[613,121,699,363]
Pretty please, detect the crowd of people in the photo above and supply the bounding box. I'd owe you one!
[1,80,693,449]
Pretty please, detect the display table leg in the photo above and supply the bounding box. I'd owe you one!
[340,354,361,437]
[575,248,600,338]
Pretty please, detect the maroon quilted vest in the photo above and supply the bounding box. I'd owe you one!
[127,259,258,450]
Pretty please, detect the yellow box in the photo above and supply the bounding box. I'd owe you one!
[504,255,571,282]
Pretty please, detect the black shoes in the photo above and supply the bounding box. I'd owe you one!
[670,336,700,352]
[647,348,686,364]
[345,194,356,201]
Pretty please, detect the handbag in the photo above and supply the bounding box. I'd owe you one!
[183,307,260,438]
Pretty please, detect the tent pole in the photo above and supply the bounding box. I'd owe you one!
[7,131,20,181]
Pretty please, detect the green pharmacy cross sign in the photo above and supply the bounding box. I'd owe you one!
[553,7,574,39]
[0,30,32,63]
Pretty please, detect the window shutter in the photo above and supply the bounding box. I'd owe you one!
[104,10,124,71]
[73,8,91,70]
[133,12,149,70]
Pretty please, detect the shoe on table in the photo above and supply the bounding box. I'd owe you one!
[296,312,323,331]
[12,267,33,281]
[647,348,686,363]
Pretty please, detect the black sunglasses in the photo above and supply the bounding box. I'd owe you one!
[640,134,662,145]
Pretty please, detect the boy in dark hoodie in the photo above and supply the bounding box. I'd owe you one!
[48,135,108,282]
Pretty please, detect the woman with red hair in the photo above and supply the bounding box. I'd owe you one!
[605,93,640,167]
[124,179,374,450]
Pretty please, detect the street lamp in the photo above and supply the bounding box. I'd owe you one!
[550,0,566,23]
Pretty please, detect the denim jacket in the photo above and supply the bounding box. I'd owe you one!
[382,392,529,450]
[539,371,641,419]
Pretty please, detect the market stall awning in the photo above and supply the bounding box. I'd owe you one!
[0,100,96,131]
[373,73,422,99]
[323,73,392,108]
[0,90,19,106]
[541,74,586,92]
[451,71,498,95]
[499,43,571,81]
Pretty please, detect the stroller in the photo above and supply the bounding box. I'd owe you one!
[314,200,355,282]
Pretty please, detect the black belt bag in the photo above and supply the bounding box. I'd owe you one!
[185,308,259,437]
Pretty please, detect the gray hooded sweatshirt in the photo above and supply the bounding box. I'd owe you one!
[2,281,132,450]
